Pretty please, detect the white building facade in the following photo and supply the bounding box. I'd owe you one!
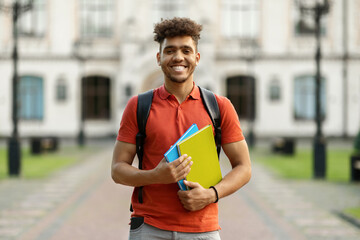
[0,0,359,140]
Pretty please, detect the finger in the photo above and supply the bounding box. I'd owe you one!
[179,156,192,169]
[179,154,188,162]
[173,156,192,170]
[174,158,192,179]
[171,154,188,166]
[177,190,186,198]
[184,180,201,189]
[179,161,192,179]
[177,191,191,204]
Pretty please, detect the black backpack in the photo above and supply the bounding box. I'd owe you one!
[134,86,221,206]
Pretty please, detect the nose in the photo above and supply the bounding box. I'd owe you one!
[172,50,184,62]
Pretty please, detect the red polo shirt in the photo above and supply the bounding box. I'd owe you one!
[117,84,244,232]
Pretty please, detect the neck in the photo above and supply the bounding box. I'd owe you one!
[164,80,194,104]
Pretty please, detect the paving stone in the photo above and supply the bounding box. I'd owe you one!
[1,209,46,218]
[249,164,360,240]
[304,226,359,237]
[294,217,343,227]
[0,144,359,240]
[0,227,23,237]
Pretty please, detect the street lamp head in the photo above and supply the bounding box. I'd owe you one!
[296,0,330,15]
[1,0,33,4]
[0,0,33,12]
[322,0,330,14]
[296,0,329,7]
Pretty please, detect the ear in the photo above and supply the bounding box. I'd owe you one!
[195,52,200,66]
[156,52,161,66]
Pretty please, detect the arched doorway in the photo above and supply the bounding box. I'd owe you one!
[226,75,256,120]
[82,75,111,120]
[141,70,163,92]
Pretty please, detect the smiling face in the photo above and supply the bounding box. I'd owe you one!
[157,36,200,84]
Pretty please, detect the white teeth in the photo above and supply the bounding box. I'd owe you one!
[172,66,185,71]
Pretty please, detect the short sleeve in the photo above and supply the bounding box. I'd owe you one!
[216,95,245,144]
[117,96,138,144]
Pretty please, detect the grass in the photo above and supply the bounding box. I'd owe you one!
[344,207,360,220]
[0,145,98,179]
[251,147,352,182]
[252,146,360,221]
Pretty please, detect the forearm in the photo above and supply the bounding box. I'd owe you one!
[178,164,251,211]
[178,141,251,211]
[214,163,251,200]
[112,141,160,187]
[111,140,193,187]
[214,140,252,200]
[111,161,158,187]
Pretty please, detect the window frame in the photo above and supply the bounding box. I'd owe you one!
[82,75,111,120]
[226,75,256,120]
[56,77,67,102]
[293,75,327,121]
[80,0,114,39]
[18,75,44,120]
[221,0,260,39]
[269,79,281,102]
[18,0,47,37]
[152,0,187,23]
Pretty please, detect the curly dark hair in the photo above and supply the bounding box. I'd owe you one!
[153,17,202,47]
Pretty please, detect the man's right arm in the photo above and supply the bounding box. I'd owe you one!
[111,140,193,187]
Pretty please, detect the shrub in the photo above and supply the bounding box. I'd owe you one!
[354,131,360,156]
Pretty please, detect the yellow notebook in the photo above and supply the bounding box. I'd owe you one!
[176,125,222,189]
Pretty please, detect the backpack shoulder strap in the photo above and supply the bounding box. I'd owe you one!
[198,86,222,156]
[135,89,153,204]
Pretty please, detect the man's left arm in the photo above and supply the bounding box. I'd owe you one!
[177,140,251,211]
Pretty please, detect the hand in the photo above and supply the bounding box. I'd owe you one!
[177,180,216,211]
[153,155,192,184]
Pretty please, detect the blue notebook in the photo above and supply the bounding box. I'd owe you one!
[164,124,199,190]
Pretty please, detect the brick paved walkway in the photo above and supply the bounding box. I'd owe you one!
[0,145,359,240]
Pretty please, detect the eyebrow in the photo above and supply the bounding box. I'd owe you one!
[163,45,194,51]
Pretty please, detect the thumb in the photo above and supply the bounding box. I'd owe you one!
[184,180,201,189]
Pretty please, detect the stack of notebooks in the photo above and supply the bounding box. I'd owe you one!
[164,124,222,190]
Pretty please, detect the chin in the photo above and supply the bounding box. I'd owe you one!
[169,75,191,83]
[170,79,187,83]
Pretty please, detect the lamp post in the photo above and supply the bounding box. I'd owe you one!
[297,0,330,179]
[73,41,89,147]
[0,0,33,176]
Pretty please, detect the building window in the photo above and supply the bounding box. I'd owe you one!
[18,0,46,37]
[82,76,111,120]
[18,76,44,120]
[221,0,259,39]
[153,0,186,23]
[269,79,281,101]
[56,77,67,102]
[125,85,132,97]
[80,0,114,38]
[294,75,326,120]
[226,75,256,120]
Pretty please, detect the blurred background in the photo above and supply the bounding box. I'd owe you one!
[0,0,358,141]
[0,0,360,239]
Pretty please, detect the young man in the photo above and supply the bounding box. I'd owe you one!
[112,17,251,239]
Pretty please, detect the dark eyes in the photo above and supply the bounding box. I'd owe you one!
[164,49,192,54]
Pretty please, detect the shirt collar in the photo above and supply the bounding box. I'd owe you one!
[158,83,201,100]
[189,84,201,100]
[159,85,171,100]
